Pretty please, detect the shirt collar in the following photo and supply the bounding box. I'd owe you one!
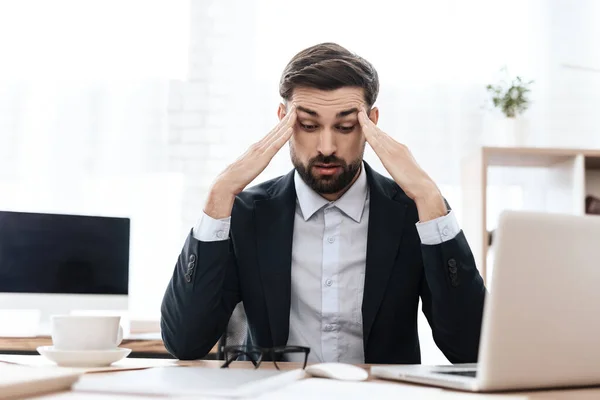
[294,162,368,223]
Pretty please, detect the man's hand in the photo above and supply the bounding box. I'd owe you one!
[358,108,447,222]
[204,105,297,219]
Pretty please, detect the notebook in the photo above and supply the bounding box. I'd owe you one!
[0,364,81,399]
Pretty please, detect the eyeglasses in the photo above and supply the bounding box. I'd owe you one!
[221,345,310,370]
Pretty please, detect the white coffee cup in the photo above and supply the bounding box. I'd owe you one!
[51,315,123,351]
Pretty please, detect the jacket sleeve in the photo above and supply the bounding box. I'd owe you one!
[160,230,241,360]
[419,230,487,363]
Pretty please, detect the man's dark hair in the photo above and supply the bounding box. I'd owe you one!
[279,42,379,108]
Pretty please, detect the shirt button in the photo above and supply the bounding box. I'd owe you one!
[325,279,333,287]
[442,226,449,237]
[324,324,334,331]
[215,230,226,239]
[327,237,335,244]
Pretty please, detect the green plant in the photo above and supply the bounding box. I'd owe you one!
[486,68,533,118]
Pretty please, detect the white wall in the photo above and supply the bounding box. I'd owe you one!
[544,0,600,149]
[0,1,190,320]
[167,0,258,231]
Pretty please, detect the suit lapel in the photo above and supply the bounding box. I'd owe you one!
[254,171,296,347]
[362,164,407,349]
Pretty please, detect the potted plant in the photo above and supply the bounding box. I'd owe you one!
[484,68,534,146]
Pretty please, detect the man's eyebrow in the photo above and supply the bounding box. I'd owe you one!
[336,108,358,118]
[297,106,318,116]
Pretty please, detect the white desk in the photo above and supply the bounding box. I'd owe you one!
[2,355,600,399]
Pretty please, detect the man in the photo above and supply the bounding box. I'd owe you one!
[161,43,486,364]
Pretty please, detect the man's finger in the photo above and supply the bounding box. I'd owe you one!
[358,108,380,137]
[262,109,296,152]
[368,120,403,152]
[280,104,297,125]
[358,110,375,141]
[266,126,293,155]
[358,110,382,148]
[264,124,292,152]
[358,109,371,135]
[360,107,389,138]
[260,106,296,147]
[263,109,296,149]
[359,109,392,157]
[377,129,399,149]
[358,108,369,127]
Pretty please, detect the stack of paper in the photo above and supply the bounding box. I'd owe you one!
[73,366,306,398]
[0,364,80,399]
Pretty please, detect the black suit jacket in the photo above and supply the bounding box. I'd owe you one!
[161,163,486,364]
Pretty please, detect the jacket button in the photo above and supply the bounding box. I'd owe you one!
[189,254,196,263]
[184,274,192,283]
[447,258,457,268]
[188,261,195,270]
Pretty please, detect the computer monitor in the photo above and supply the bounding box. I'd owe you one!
[0,210,129,333]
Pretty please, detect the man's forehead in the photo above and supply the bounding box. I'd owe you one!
[291,87,365,116]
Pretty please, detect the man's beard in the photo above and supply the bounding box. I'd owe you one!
[291,150,362,195]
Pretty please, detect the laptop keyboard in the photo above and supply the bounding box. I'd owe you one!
[437,370,477,378]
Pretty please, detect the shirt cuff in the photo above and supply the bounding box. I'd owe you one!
[415,210,460,245]
[192,213,231,242]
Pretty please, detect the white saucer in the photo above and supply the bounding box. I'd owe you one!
[37,346,132,367]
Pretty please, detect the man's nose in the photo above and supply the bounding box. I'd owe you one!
[317,129,337,156]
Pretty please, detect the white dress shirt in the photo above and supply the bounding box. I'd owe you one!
[194,164,461,363]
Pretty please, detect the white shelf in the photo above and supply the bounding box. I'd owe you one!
[461,147,600,282]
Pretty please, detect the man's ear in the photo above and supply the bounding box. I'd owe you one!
[368,107,379,125]
[277,103,287,121]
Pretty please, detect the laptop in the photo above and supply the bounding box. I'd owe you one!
[371,210,600,392]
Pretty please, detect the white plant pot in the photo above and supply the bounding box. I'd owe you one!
[483,114,529,147]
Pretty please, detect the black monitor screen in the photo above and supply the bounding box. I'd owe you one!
[0,211,129,295]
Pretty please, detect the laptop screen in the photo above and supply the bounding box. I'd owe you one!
[0,211,129,295]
